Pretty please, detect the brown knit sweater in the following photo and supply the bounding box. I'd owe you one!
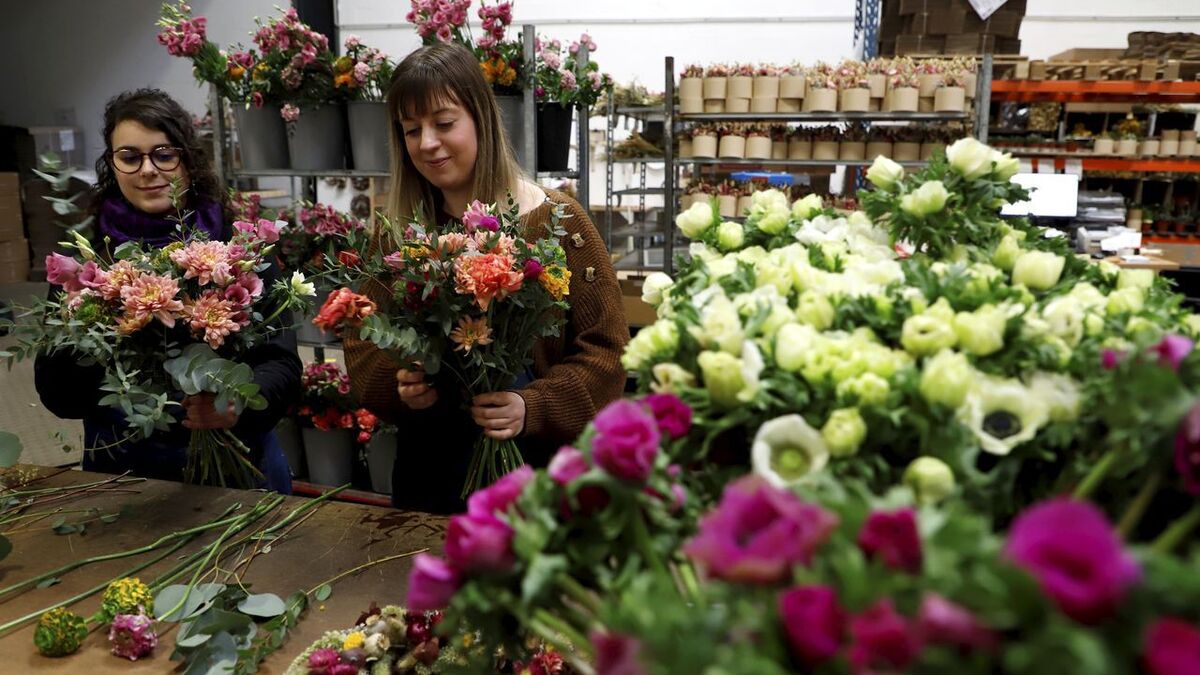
[344,187,629,448]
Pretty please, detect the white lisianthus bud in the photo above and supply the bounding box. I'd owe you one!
[1011,250,1065,291]
[289,271,316,297]
[1106,287,1144,316]
[992,234,1021,272]
[790,194,824,222]
[866,155,904,190]
[640,272,674,307]
[946,137,993,180]
[900,181,949,217]
[716,221,745,251]
[1117,268,1154,291]
[904,457,956,505]
[676,200,716,238]
[991,149,1020,181]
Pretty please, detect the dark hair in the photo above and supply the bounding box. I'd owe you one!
[90,88,224,215]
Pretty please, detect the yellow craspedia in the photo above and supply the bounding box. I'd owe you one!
[102,577,154,618]
[539,265,571,300]
[342,631,366,651]
[34,607,87,657]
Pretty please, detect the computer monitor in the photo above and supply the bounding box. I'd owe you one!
[1000,173,1080,218]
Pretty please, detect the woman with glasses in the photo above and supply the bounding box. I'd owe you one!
[33,88,301,492]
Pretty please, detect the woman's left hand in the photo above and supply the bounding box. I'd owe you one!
[181,393,239,430]
[471,392,526,440]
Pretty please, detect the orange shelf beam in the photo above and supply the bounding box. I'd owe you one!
[991,79,1200,103]
[1021,157,1200,173]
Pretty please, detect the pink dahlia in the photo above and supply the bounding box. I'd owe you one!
[119,273,185,330]
[186,291,242,349]
[99,260,141,301]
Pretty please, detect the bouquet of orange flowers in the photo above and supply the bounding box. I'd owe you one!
[316,198,570,496]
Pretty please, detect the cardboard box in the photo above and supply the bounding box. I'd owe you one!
[0,238,28,260]
[898,0,950,15]
[0,256,30,283]
[897,34,945,55]
[945,33,997,54]
[929,8,967,35]
[1048,48,1127,62]
[0,172,22,242]
[964,9,1022,38]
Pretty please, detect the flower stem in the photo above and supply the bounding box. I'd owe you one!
[530,608,594,660]
[630,510,669,579]
[1074,449,1120,499]
[1152,504,1200,554]
[1117,468,1163,539]
[303,548,427,596]
[556,574,602,615]
[676,560,704,607]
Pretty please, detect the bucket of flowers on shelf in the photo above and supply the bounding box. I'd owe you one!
[893,125,922,161]
[679,62,703,99]
[770,125,789,159]
[954,55,979,98]
[744,124,773,159]
[677,130,694,158]
[779,61,806,102]
[803,62,838,112]
[1183,129,1199,156]
[812,125,840,160]
[866,125,894,160]
[1115,116,1143,156]
[1161,129,1180,157]
[363,417,398,494]
[702,62,728,101]
[839,122,868,161]
[340,35,395,172]
[1140,137,1161,157]
[787,126,813,160]
[837,60,871,113]
[886,61,920,113]
[917,58,943,98]
[934,65,968,113]
[866,57,889,100]
[679,179,712,211]
[921,125,954,161]
[690,123,718,158]
[736,182,757,217]
[1093,131,1116,156]
[724,63,754,112]
[715,180,741,219]
[295,361,373,487]
[281,202,366,344]
[716,123,747,159]
[751,63,779,112]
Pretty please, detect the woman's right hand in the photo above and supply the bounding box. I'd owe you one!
[396,366,438,409]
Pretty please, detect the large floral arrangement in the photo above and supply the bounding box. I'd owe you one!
[335,35,395,102]
[156,1,263,105]
[3,191,314,487]
[314,199,571,497]
[251,7,343,119]
[296,362,381,444]
[406,0,526,97]
[532,34,611,107]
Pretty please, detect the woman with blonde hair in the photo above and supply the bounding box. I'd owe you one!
[344,42,628,513]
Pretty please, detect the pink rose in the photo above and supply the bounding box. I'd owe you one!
[406,553,461,611]
[857,508,923,574]
[592,399,660,483]
[778,585,844,667]
[1004,498,1140,624]
[850,599,923,672]
[466,464,533,517]
[444,513,514,573]
[591,631,648,675]
[45,252,83,292]
[1143,617,1200,675]
[548,446,588,485]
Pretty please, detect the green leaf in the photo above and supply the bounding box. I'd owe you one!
[155,584,192,621]
[236,593,286,618]
[314,584,332,601]
[100,512,121,524]
[36,577,60,589]
[521,554,567,603]
[0,431,22,467]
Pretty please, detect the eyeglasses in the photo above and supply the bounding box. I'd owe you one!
[110,146,183,174]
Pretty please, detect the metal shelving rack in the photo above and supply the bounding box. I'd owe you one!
[603,102,667,271]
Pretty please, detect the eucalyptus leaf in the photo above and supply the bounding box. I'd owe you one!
[100,512,121,524]
[155,584,191,621]
[0,431,22,467]
[237,593,286,618]
[314,584,332,601]
[36,577,60,589]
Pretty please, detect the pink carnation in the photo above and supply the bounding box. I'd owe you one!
[548,446,588,485]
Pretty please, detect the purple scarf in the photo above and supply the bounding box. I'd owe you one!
[97,196,224,247]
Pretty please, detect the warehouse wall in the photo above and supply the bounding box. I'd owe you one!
[0,0,277,165]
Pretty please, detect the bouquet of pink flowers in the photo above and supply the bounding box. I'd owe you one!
[295,361,381,444]
[315,198,571,497]
[3,202,314,487]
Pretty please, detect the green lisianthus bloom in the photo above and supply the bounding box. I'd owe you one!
[822,407,867,457]
[903,456,956,505]
[919,349,973,409]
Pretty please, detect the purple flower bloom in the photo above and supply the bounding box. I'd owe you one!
[1143,617,1200,675]
[592,399,661,483]
[478,215,500,232]
[444,513,514,573]
[523,259,544,280]
[1175,402,1200,496]
[108,613,157,661]
[849,599,922,672]
[641,393,693,440]
[307,647,340,673]
[406,553,461,611]
[1152,334,1195,371]
[1004,498,1141,624]
[591,631,648,675]
[917,593,999,653]
[858,508,923,575]
[548,446,588,485]
[683,475,838,584]
[1101,349,1124,370]
[778,585,844,667]
[329,663,359,675]
[466,464,533,518]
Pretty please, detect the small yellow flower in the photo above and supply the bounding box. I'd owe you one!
[539,265,571,300]
[253,62,270,81]
[342,631,366,651]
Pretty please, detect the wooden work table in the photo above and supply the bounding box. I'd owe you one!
[0,466,446,672]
